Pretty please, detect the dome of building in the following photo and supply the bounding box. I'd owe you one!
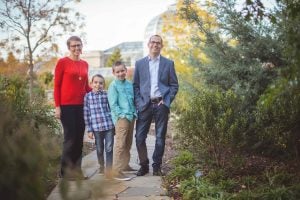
[143,4,176,56]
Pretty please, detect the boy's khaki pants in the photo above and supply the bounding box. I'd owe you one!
[113,118,135,173]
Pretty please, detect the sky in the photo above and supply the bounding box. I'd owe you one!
[64,0,176,52]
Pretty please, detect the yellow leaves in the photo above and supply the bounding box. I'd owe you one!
[194,49,210,64]
[227,39,239,47]
[160,0,216,76]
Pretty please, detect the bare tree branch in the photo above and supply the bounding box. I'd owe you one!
[0,0,85,100]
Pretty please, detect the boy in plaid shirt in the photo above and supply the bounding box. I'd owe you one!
[84,74,114,177]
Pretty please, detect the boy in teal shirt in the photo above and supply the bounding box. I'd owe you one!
[108,61,136,181]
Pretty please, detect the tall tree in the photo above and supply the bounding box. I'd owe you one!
[159,0,218,111]
[161,0,216,75]
[6,52,19,69]
[0,51,27,75]
[0,57,7,73]
[0,0,85,100]
[106,48,122,67]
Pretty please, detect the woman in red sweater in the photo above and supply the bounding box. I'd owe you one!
[54,36,91,179]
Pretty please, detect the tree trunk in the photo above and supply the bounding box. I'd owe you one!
[29,62,34,102]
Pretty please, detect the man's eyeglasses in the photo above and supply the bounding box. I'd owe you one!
[70,44,82,48]
[150,41,162,45]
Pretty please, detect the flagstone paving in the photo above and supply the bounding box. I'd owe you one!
[47,134,170,200]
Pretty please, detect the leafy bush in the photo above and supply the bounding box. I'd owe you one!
[206,169,226,184]
[0,101,47,199]
[253,77,300,159]
[228,184,300,200]
[217,178,239,192]
[180,178,225,200]
[166,151,197,182]
[38,71,54,89]
[0,75,61,199]
[176,88,247,166]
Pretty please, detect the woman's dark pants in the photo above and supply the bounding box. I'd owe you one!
[60,105,85,177]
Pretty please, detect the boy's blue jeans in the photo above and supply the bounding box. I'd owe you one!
[94,129,114,170]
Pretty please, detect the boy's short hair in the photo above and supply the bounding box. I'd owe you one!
[112,61,126,71]
[91,74,105,83]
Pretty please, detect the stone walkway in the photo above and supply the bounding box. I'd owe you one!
[47,134,170,200]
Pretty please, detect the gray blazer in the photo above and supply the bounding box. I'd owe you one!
[133,55,179,112]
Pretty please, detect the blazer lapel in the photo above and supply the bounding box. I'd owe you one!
[143,57,151,82]
[158,56,164,79]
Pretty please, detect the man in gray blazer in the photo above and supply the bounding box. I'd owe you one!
[133,34,179,176]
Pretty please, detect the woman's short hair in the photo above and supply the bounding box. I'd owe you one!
[66,36,82,48]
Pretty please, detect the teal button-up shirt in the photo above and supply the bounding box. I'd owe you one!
[108,79,136,125]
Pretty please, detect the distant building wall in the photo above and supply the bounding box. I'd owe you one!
[81,50,102,68]
[81,41,143,68]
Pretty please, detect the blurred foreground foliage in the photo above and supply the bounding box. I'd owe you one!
[0,75,61,200]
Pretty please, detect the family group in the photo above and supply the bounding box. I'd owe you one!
[53,34,179,181]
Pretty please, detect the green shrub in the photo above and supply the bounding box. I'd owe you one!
[166,151,197,182]
[0,102,46,199]
[176,88,247,166]
[180,178,225,200]
[218,179,239,192]
[206,169,226,184]
[0,76,61,199]
[254,77,300,159]
[228,184,300,200]
[38,72,54,90]
[262,168,297,187]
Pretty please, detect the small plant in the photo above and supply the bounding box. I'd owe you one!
[180,178,225,200]
[263,168,296,187]
[166,150,197,182]
[218,179,239,192]
[206,169,226,184]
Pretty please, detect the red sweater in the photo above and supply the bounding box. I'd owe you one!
[54,57,91,107]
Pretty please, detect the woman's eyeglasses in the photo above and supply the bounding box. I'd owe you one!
[70,44,82,48]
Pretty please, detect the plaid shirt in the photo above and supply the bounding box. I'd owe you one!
[83,90,114,132]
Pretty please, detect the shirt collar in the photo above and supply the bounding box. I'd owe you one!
[147,55,160,62]
[115,79,126,84]
[92,90,104,95]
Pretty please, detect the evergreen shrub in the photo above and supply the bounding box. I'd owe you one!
[254,77,300,159]
[176,88,247,166]
[0,76,61,199]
